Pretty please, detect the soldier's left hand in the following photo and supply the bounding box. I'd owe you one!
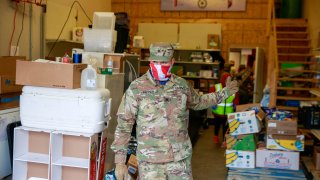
[225,76,239,96]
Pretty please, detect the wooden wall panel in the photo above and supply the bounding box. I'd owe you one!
[111,0,271,81]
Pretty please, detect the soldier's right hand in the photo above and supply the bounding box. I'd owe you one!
[115,163,128,180]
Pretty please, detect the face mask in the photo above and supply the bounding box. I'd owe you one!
[150,62,172,81]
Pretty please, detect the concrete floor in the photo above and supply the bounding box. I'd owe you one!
[192,126,227,180]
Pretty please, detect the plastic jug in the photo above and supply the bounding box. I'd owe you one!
[81,64,97,90]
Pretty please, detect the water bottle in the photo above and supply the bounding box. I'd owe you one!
[81,64,97,90]
[107,56,113,75]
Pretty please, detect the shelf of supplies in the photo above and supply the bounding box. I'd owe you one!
[310,90,320,97]
[181,76,218,80]
[278,53,313,57]
[278,61,314,64]
[281,69,319,73]
[140,60,219,65]
[278,77,319,82]
[276,106,298,111]
[276,96,320,101]
[311,129,320,141]
[46,39,83,45]
[277,87,319,91]
[138,47,220,52]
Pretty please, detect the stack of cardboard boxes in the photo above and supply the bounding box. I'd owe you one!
[225,110,262,169]
[226,105,307,179]
[12,60,109,180]
[257,117,304,170]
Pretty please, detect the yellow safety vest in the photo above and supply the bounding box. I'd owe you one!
[212,83,235,115]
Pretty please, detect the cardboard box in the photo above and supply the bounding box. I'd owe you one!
[226,150,255,168]
[16,60,87,89]
[267,119,297,135]
[236,103,260,112]
[0,92,20,110]
[256,148,300,170]
[127,154,138,179]
[0,75,22,94]
[226,134,256,151]
[228,110,261,135]
[266,134,304,151]
[314,146,320,170]
[103,54,124,73]
[0,56,25,94]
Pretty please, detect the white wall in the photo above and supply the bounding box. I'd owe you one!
[45,0,111,58]
[0,1,42,59]
[303,0,320,49]
[0,0,111,59]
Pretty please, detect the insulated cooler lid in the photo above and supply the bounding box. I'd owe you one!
[22,86,110,100]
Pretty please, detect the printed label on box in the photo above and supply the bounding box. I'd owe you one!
[266,135,304,151]
[228,110,261,135]
[226,150,255,168]
[256,149,299,170]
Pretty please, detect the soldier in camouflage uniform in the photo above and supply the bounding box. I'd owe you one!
[111,42,239,180]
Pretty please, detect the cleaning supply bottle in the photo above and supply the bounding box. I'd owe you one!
[107,56,113,75]
[62,52,71,63]
[81,64,97,90]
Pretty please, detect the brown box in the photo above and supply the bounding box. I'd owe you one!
[0,92,20,110]
[0,75,22,94]
[0,56,25,94]
[16,60,87,89]
[314,146,320,170]
[267,119,297,135]
[127,154,138,179]
[103,54,124,73]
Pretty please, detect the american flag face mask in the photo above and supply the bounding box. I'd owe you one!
[149,62,172,81]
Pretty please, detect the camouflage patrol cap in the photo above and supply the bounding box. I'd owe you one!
[149,42,174,62]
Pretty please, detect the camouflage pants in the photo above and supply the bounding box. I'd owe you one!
[138,156,192,180]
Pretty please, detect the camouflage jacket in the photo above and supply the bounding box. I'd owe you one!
[111,71,230,164]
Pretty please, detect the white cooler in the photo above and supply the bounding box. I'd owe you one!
[20,86,111,133]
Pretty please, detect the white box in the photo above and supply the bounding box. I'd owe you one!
[13,127,52,180]
[228,110,261,135]
[83,28,117,53]
[93,12,115,30]
[256,148,300,170]
[51,128,108,180]
[20,86,111,133]
[266,134,304,151]
[226,150,255,169]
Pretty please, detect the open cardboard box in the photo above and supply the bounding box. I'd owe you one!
[16,60,87,89]
[0,56,25,94]
[13,127,51,180]
[103,54,124,73]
